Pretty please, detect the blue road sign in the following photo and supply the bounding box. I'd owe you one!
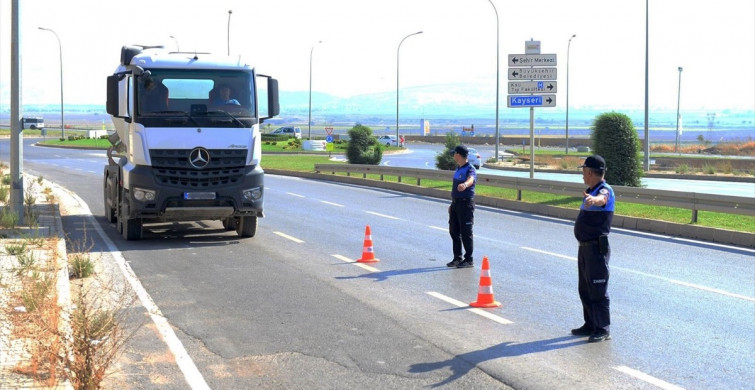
[326,135,334,143]
[507,94,557,108]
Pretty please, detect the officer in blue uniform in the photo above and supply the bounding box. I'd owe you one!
[447,145,477,269]
[571,155,615,342]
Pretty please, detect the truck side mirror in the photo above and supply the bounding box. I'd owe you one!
[257,74,279,123]
[106,74,131,119]
[267,78,280,118]
[106,75,119,116]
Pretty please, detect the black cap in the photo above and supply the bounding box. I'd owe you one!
[578,155,606,171]
[452,145,469,157]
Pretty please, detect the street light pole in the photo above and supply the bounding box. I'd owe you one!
[396,31,422,148]
[227,10,232,55]
[38,27,64,139]
[170,35,180,51]
[565,34,576,154]
[486,0,500,160]
[643,0,650,171]
[308,41,322,140]
[675,66,683,153]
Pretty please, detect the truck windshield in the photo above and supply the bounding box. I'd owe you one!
[136,69,256,128]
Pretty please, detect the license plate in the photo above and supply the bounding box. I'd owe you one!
[184,192,216,200]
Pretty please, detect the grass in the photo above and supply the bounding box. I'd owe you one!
[38,138,110,148]
[28,137,755,233]
[262,155,340,171]
[263,158,755,233]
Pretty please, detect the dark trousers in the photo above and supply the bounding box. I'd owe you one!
[449,199,474,261]
[577,242,610,330]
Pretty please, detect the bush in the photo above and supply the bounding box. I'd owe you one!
[346,124,382,165]
[591,112,643,186]
[69,253,94,279]
[435,132,461,170]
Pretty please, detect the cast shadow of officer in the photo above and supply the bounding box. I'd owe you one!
[409,336,583,388]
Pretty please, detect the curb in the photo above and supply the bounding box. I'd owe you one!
[265,169,755,248]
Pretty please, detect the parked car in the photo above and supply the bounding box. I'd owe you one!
[271,126,301,139]
[467,147,482,170]
[376,135,404,147]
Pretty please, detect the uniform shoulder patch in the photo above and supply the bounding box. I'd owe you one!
[599,188,610,196]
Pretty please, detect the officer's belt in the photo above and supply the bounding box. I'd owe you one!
[451,197,473,203]
[578,240,599,247]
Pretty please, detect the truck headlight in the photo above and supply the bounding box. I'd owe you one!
[133,187,156,202]
[242,187,262,201]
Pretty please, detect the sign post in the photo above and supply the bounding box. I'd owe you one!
[507,39,558,178]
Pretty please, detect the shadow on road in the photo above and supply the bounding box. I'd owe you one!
[409,336,584,388]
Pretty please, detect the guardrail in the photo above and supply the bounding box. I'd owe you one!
[314,164,755,222]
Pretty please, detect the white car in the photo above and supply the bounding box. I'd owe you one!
[271,126,302,139]
[376,135,404,147]
[467,147,482,170]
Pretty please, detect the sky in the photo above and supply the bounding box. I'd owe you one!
[1,0,754,112]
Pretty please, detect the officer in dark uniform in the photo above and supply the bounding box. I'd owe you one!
[447,145,477,269]
[571,155,615,342]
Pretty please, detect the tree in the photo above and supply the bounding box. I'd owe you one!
[346,124,382,165]
[435,132,461,170]
[591,112,643,187]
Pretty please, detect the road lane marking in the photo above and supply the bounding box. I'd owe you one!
[427,291,513,325]
[429,225,446,232]
[667,277,754,302]
[614,365,685,390]
[286,192,305,198]
[521,246,576,261]
[320,200,344,207]
[332,254,379,272]
[60,187,210,390]
[365,211,401,220]
[274,231,304,243]
[520,247,755,302]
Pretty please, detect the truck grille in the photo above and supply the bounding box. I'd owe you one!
[150,149,248,189]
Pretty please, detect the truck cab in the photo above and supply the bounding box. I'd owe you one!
[104,45,279,240]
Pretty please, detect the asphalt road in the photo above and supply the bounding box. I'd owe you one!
[3,139,754,389]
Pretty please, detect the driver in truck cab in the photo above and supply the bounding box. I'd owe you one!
[211,84,240,106]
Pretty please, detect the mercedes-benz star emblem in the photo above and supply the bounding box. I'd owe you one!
[189,147,210,169]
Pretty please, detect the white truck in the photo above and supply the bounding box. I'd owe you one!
[104,45,279,240]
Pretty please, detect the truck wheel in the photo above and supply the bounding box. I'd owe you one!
[222,217,237,230]
[236,216,257,238]
[104,176,117,223]
[120,198,142,241]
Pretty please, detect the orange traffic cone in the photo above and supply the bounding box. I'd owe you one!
[470,256,501,308]
[357,225,379,263]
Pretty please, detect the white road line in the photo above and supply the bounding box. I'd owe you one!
[520,246,755,302]
[365,211,401,220]
[426,292,513,325]
[332,254,380,272]
[320,200,344,207]
[667,277,755,302]
[286,192,305,198]
[521,246,576,261]
[614,365,685,390]
[273,231,305,243]
[429,225,446,232]
[60,186,210,390]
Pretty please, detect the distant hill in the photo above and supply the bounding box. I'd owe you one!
[3,83,753,142]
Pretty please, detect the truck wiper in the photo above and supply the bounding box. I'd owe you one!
[147,111,202,126]
[145,110,187,115]
[205,110,246,127]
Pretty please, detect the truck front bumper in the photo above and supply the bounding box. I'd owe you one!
[123,164,264,222]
